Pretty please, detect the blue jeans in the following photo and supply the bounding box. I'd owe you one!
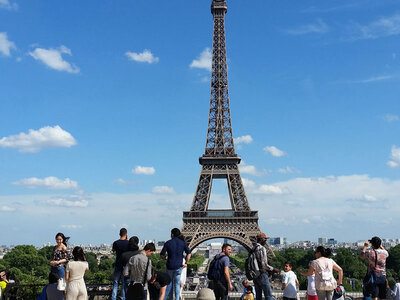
[254,272,272,300]
[51,265,65,279]
[112,267,129,300]
[164,268,182,300]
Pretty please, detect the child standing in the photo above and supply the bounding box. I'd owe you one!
[281,261,299,300]
[307,273,318,300]
[243,285,254,300]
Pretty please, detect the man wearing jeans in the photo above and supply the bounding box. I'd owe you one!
[253,233,280,300]
[160,228,191,300]
[111,228,129,300]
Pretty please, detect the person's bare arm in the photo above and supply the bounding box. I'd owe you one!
[333,263,343,285]
[360,242,369,259]
[183,254,192,268]
[281,283,287,290]
[65,271,69,281]
[224,266,233,291]
[300,266,315,277]
[159,286,167,300]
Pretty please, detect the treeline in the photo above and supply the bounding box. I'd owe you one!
[0,246,206,284]
[229,245,400,292]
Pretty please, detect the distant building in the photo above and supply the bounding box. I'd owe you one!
[208,242,222,259]
[327,238,337,245]
[157,241,165,247]
[318,237,327,245]
[270,237,286,245]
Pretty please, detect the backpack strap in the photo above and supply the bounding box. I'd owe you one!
[142,258,150,285]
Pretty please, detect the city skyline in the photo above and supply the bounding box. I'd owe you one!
[1,0,400,246]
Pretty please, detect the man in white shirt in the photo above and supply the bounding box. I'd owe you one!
[281,262,299,300]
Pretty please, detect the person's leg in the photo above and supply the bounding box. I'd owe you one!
[111,268,121,300]
[174,268,183,300]
[317,290,326,300]
[120,274,127,300]
[254,276,263,300]
[164,269,174,300]
[259,273,272,300]
[326,290,334,300]
[58,266,66,279]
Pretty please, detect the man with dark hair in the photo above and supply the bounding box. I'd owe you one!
[253,233,280,300]
[208,243,234,300]
[125,243,156,300]
[160,228,191,300]
[112,228,129,300]
[361,236,389,300]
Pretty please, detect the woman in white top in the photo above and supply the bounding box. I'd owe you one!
[300,246,343,300]
[65,246,89,300]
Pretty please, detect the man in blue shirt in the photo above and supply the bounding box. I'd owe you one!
[160,228,191,300]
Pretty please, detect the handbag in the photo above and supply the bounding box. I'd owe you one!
[57,278,66,291]
[127,258,150,300]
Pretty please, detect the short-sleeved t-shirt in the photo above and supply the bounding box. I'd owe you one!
[307,275,317,296]
[310,257,336,289]
[365,249,389,275]
[214,254,230,283]
[160,237,191,270]
[66,261,89,282]
[282,270,297,298]
[113,239,129,270]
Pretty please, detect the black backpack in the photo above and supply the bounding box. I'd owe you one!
[208,255,223,281]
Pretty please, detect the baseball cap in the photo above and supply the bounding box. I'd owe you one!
[257,232,270,239]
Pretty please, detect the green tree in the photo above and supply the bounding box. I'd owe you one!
[86,252,99,273]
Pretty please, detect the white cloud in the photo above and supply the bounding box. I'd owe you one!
[125,49,159,64]
[234,135,253,145]
[352,75,393,84]
[60,224,82,229]
[0,205,16,212]
[13,177,79,190]
[0,0,17,10]
[0,125,77,153]
[190,47,212,71]
[387,146,400,168]
[278,166,300,174]
[132,166,155,175]
[0,32,16,56]
[45,197,88,208]
[239,162,266,176]
[242,178,256,189]
[152,186,175,194]
[351,13,400,40]
[264,145,286,157]
[29,46,80,73]
[285,19,329,35]
[256,184,284,195]
[383,114,399,123]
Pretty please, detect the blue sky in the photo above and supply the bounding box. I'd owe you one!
[1,0,400,246]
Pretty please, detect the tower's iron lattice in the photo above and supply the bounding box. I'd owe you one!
[181,0,261,250]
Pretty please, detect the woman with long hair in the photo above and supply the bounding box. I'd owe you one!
[65,246,89,300]
[300,246,343,300]
[50,233,72,280]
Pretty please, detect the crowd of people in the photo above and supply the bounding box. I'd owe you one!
[0,231,399,300]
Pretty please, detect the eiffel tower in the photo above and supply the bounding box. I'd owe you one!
[181,0,261,250]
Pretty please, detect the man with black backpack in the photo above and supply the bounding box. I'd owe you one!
[208,243,234,300]
[252,233,280,300]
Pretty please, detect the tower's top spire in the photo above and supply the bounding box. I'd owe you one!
[211,0,227,14]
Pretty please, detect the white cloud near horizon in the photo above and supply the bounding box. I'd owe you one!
[0,205,16,212]
[387,146,400,168]
[383,114,399,123]
[234,135,253,145]
[29,46,79,73]
[0,32,16,56]
[0,0,17,10]
[264,145,286,157]
[190,47,212,71]
[60,224,82,229]
[132,166,155,175]
[13,177,79,190]
[45,197,88,208]
[0,125,77,153]
[152,186,175,194]
[125,49,159,64]
[351,13,400,40]
[285,19,329,35]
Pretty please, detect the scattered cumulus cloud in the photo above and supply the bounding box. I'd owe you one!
[239,162,267,176]
[152,186,175,194]
[132,166,155,175]
[125,49,159,64]
[0,0,18,10]
[387,146,400,168]
[278,166,300,174]
[190,47,212,71]
[383,114,399,123]
[256,184,284,195]
[0,205,16,212]
[285,19,329,35]
[0,32,16,56]
[264,146,286,157]
[45,197,88,208]
[29,46,80,73]
[350,13,400,40]
[0,125,77,153]
[12,177,79,190]
[234,135,253,145]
